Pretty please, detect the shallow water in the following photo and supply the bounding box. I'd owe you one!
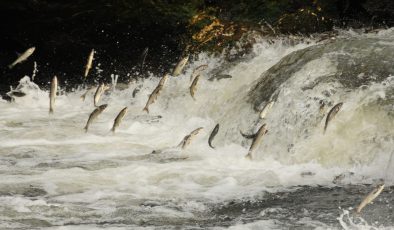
[1,29,394,229]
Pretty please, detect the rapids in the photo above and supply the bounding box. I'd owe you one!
[0,29,393,229]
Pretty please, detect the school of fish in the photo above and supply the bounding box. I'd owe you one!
[5,45,386,219]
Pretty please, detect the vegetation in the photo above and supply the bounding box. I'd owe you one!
[0,0,393,92]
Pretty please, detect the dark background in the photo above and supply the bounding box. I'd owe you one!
[0,0,393,95]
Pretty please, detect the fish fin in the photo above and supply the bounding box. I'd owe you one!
[84,126,88,133]
[49,108,53,114]
[143,107,149,114]
[111,127,115,133]
[8,64,14,69]
[240,130,256,139]
[245,152,252,160]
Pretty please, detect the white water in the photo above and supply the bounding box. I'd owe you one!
[0,29,394,229]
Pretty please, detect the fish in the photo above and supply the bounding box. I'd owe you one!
[240,130,256,139]
[245,124,268,159]
[189,74,200,100]
[132,86,141,98]
[84,104,108,132]
[260,101,274,119]
[324,102,343,134]
[84,49,94,77]
[208,124,219,149]
[7,90,26,98]
[93,83,105,107]
[356,183,385,214]
[9,47,35,69]
[111,107,128,132]
[172,55,189,76]
[178,127,204,150]
[49,76,58,114]
[190,64,208,82]
[140,47,148,72]
[142,74,169,113]
[158,73,169,86]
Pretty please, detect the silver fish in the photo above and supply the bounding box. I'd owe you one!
[208,124,219,149]
[259,101,274,119]
[245,124,268,160]
[84,104,108,132]
[324,102,343,134]
[158,73,169,86]
[9,47,35,69]
[178,127,204,150]
[172,56,189,76]
[189,74,200,100]
[190,64,208,82]
[356,183,385,214]
[94,83,105,107]
[84,49,94,77]
[143,74,169,113]
[111,107,128,132]
[49,76,58,114]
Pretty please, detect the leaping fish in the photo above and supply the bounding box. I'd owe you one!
[93,83,108,107]
[260,101,274,119]
[190,64,208,82]
[142,74,169,113]
[356,183,385,214]
[178,127,204,150]
[208,124,219,149]
[244,124,268,160]
[324,102,343,134]
[9,47,35,69]
[111,107,128,133]
[84,49,94,77]
[49,76,58,114]
[172,55,189,77]
[84,104,108,132]
[189,74,200,100]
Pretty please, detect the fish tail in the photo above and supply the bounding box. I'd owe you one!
[8,64,14,69]
[208,142,215,149]
[245,152,252,160]
[49,108,53,114]
[84,126,88,133]
[143,106,149,114]
[111,127,115,133]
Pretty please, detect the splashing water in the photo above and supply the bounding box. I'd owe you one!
[1,29,394,229]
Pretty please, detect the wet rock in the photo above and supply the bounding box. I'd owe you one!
[248,38,394,110]
[277,8,333,34]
